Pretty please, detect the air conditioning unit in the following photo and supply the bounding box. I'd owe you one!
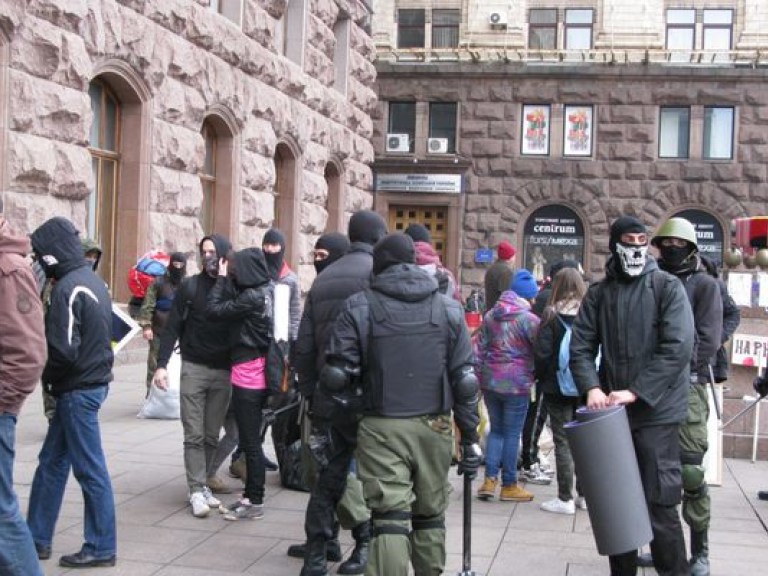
[386,133,410,153]
[489,12,508,27]
[427,137,449,154]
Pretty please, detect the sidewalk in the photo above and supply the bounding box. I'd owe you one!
[12,360,768,576]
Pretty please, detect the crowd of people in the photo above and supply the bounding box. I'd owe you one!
[0,200,758,576]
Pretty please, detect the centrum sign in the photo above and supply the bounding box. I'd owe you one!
[375,173,462,194]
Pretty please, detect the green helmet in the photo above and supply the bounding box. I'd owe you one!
[651,217,698,249]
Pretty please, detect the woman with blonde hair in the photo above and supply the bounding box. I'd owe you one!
[534,266,588,515]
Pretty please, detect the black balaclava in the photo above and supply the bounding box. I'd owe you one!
[262,228,286,281]
[314,232,350,274]
[373,233,415,275]
[659,244,696,273]
[348,210,388,246]
[404,223,431,244]
[199,234,232,278]
[609,216,648,278]
[168,252,187,285]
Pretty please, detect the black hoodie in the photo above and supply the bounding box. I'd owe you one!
[206,248,273,365]
[30,217,113,394]
[156,234,233,370]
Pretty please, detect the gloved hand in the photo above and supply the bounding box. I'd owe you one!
[457,442,482,480]
[753,374,768,398]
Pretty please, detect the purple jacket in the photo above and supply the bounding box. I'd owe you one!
[473,290,540,396]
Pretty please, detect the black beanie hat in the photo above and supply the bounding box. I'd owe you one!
[404,223,431,244]
[609,216,646,253]
[170,251,187,265]
[314,232,350,274]
[263,228,286,250]
[348,210,387,246]
[373,233,415,275]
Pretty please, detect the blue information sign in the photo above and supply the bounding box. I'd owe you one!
[475,248,494,263]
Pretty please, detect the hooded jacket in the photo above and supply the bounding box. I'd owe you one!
[326,263,479,441]
[0,218,47,414]
[534,299,581,400]
[570,256,694,428]
[156,234,233,371]
[473,290,540,396]
[413,241,461,302]
[206,248,273,365]
[30,217,113,395]
[484,259,516,310]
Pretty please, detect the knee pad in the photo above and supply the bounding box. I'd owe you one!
[682,464,706,496]
[412,514,445,533]
[371,510,411,538]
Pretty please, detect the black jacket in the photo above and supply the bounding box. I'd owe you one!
[570,256,694,428]
[206,248,272,365]
[534,306,581,402]
[294,242,375,396]
[157,234,233,370]
[326,264,479,442]
[30,218,113,395]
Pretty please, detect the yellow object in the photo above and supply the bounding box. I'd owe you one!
[500,484,534,502]
[477,477,498,500]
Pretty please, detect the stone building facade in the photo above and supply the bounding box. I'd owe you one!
[370,0,768,459]
[0,0,377,300]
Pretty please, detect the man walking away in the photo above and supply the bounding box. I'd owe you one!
[484,240,516,309]
[0,197,47,576]
[322,233,481,575]
[27,217,117,569]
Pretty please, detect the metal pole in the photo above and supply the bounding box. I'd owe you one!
[707,365,722,421]
[719,396,763,430]
[457,473,477,576]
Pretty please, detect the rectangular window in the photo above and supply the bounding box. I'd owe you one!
[565,9,593,50]
[529,9,557,49]
[211,0,242,27]
[429,102,457,153]
[388,102,416,152]
[521,104,551,156]
[659,107,690,159]
[666,8,695,50]
[703,9,733,51]
[397,9,425,49]
[432,9,460,49]
[703,107,734,160]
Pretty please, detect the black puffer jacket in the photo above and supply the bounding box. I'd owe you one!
[326,263,479,442]
[206,248,273,365]
[570,256,694,428]
[534,302,581,401]
[294,242,375,396]
[30,217,113,395]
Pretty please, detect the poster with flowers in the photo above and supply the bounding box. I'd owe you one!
[521,104,550,156]
[564,105,593,156]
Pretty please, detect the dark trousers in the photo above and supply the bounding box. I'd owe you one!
[304,419,358,544]
[520,388,548,469]
[231,386,267,504]
[609,424,688,576]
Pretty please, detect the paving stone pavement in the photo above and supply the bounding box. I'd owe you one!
[12,361,768,575]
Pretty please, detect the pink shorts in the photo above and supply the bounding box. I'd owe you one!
[231,357,266,390]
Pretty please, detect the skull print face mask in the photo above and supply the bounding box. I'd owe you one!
[614,242,648,277]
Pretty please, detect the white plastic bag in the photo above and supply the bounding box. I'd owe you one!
[137,347,181,420]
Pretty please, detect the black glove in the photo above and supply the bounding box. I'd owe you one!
[457,442,482,480]
[754,374,768,398]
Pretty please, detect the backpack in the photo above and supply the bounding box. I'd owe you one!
[128,250,170,299]
[556,316,579,397]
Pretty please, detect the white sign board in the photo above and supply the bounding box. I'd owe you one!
[375,173,462,194]
[727,272,753,307]
[704,384,723,486]
[731,333,768,367]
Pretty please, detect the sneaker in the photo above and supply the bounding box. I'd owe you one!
[540,498,575,515]
[522,464,552,485]
[477,477,498,500]
[222,500,264,521]
[206,475,233,494]
[575,496,588,510]
[499,484,534,502]
[190,492,210,518]
[202,486,221,508]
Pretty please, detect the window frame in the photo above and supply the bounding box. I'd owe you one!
[528,8,558,50]
[658,106,691,160]
[387,101,417,153]
[199,121,217,234]
[702,106,735,161]
[702,8,733,51]
[564,8,593,50]
[428,102,458,154]
[431,9,460,49]
[397,8,426,49]
[665,8,696,50]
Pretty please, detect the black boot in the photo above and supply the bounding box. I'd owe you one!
[337,521,371,575]
[299,538,329,576]
[690,530,710,576]
[286,540,342,562]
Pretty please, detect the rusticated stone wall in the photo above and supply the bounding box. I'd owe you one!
[0,0,377,298]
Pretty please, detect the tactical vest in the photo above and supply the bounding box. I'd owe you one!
[363,289,452,417]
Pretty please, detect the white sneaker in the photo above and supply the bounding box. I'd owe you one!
[202,486,221,508]
[575,496,588,510]
[541,498,575,515]
[190,492,210,518]
[523,463,552,485]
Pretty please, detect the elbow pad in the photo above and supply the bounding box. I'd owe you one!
[319,362,360,393]
[453,367,479,401]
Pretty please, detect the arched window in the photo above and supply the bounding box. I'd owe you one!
[274,141,299,265]
[200,121,217,234]
[324,160,344,232]
[88,80,121,287]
